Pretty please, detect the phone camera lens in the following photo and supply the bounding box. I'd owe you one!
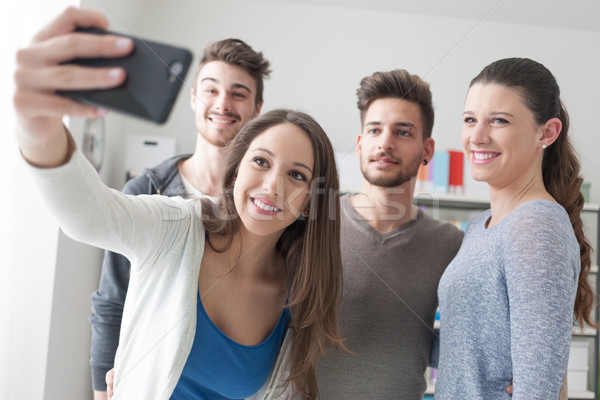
[168,61,184,82]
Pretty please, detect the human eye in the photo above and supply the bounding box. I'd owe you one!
[233,92,247,99]
[289,170,307,182]
[464,116,476,124]
[491,117,509,124]
[253,156,269,168]
[395,130,411,137]
[366,128,379,135]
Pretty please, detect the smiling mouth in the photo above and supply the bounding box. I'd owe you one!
[472,152,500,160]
[369,152,399,165]
[209,116,236,125]
[252,198,282,213]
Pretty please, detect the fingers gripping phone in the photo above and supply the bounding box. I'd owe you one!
[58,27,193,124]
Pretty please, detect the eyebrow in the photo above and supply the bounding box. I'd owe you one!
[200,77,252,94]
[463,111,515,118]
[252,147,313,174]
[365,121,416,129]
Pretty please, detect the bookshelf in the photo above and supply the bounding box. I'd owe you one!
[415,195,599,400]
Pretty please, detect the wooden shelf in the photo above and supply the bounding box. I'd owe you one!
[424,386,597,398]
[572,326,598,336]
[568,389,596,399]
[414,193,600,213]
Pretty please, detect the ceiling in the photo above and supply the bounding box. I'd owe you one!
[273,0,600,32]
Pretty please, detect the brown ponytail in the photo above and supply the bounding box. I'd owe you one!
[542,103,596,328]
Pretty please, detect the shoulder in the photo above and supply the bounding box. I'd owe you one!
[123,154,191,195]
[339,193,357,219]
[504,200,571,235]
[122,173,152,195]
[501,200,579,269]
[148,153,191,174]
[418,211,465,243]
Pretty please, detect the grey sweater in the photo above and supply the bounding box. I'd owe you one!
[436,200,580,399]
[317,195,464,399]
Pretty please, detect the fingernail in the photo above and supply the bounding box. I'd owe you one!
[107,68,123,80]
[115,37,133,50]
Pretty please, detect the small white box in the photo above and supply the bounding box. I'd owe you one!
[125,135,177,179]
[335,151,363,193]
[567,367,589,391]
[568,341,589,370]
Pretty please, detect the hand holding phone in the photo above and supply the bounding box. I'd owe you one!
[58,27,193,124]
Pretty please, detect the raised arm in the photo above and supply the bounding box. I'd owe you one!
[13,7,197,260]
[14,6,133,166]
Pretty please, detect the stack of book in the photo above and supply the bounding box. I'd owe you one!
[416,150,488,198]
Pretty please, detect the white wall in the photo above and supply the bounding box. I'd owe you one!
[6,1,600,399]
[95,0,600,201]
[5,1,131,399]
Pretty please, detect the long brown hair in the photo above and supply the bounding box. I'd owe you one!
[470,57,596,329]
[201,109,345,398]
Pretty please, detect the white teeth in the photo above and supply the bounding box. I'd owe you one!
[473,152,496,160]
[253,199,279,212]
[212,118,234,124]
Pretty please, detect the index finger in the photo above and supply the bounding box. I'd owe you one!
[17,33,134,67]
[32,6,109,44]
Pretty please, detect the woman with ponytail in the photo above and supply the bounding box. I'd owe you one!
[435,57,596,399]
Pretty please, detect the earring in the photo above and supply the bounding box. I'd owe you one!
[423,159,428,166]
[542,144,547,150]
[302,205,310,218]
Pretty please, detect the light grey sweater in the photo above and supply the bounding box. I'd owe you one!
[436,200,580,399]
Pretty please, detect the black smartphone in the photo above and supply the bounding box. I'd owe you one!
[57,27,193,124]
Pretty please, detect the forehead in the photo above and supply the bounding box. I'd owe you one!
[247,123,314,166]
[465,83,526,112]
[196,60,257,90]
[364,97,422,127]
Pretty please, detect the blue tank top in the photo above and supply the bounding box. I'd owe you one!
[170,291,290,399]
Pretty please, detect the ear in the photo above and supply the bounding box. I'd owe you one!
[254,101,263,117]
[355,134,363,157]
[539,117,562,148]
[190,88,197,112]
[422,137,435,165]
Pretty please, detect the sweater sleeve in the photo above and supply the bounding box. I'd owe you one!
[27,149,197,270]
[89,172,158,390]
[503,205,579,399]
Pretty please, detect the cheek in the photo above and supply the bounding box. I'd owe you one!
[232,184,243,214]
[358,141,373,160]
[286,186,310,215]
[245,101,258,115]
[460,130,470,152]
[196,94,212,111]
[232,170,248,214]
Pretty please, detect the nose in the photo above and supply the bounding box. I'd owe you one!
[262,169,282,195]
[468,123,490,146]
[377,130,395,151]
[213,92,232,113]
